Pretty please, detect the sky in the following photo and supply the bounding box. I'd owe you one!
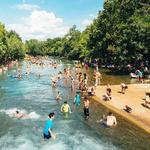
[0,0,104,40]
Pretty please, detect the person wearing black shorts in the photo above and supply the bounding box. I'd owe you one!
[83,96,90,119]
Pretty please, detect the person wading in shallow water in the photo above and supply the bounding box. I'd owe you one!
[43,112,56,140]
[74,92,81,106]
[61,101,71,118]
[97,112,117,127]
[56,91,62,102]
[83,96,90,120]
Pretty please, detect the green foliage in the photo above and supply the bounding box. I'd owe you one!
[0,23,25,65]
[22,0,150,70]
[87,0,150,66]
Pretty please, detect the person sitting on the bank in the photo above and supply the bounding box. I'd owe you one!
[88,87,95,96]
[61,101,71,114]
[144,94,150,108]
[102,85,112,101]
[120,83,128,94]
[97,112,117,127]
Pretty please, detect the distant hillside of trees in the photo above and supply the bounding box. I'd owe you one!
[0,0,149,70]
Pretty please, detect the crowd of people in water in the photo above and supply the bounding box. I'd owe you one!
[1,55,149,140]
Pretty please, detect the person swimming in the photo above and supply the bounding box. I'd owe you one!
[14,110,29,119]
[51,77,57,87]
[56,91,62,101]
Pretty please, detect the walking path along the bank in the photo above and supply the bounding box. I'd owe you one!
[95,84,150,134]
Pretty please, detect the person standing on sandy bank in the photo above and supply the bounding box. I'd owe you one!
[96,71,102,86]
[43,112,56,140]
[136,70,143,83]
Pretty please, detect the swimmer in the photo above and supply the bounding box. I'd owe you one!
[51,77,57,87]
[53,62,57,69]
[70,76,75,90]
[56,91,62,101]
[13,110,29,119]
[57,72,62,80]
[43,112,56,140]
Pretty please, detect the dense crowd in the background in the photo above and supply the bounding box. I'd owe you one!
[25,0,150,72]
[0,0,149,73]
[9,56,117,140]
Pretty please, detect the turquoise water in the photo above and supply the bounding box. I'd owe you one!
[0,60,149,150]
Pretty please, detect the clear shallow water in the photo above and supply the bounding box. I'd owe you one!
[0,60,149,150]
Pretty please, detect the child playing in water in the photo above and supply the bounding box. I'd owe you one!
[74,92,81,106]
[61,101,71,114]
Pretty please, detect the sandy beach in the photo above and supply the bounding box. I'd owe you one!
[95,84,150,134]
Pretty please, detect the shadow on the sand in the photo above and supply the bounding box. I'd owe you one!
[141,103,150,109]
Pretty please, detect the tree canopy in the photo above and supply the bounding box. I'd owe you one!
[25,0,150,70]
[0,23,25,65]
[1,0,149,70]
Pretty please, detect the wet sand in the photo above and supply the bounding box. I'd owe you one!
[95,84,150,134]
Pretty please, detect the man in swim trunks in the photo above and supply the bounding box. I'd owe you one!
[43,112,56,139]
[99,112,117,127]
[56,91,62,101]
[83,96,90,119]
